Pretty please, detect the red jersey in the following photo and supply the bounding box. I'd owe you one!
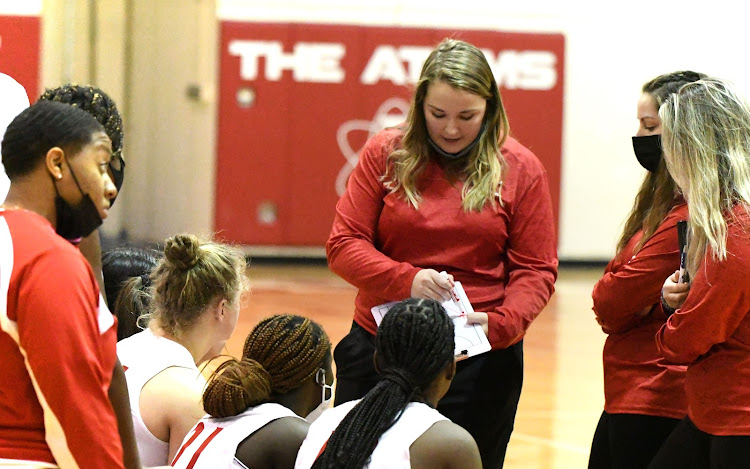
[327,128,558,349]
[592,203,688,418]
[656,205,750,435]
[0,209,123,467]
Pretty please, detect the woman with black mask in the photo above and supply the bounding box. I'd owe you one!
[587,71,705,469]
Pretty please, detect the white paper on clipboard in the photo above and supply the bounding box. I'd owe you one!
[370,281,491,360]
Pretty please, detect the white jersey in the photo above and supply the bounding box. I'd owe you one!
[117,328,199,467]
[171,403,300,469]
[295,399,448,469]
[0,73,30,202]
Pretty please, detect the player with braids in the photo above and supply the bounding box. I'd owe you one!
[295,298,481,469]
[39,84,126,300]
[117,233,248,467]
[171,314,332,469]
[37,84,148,469]
[40,84,125,192]
[588,71,706,469]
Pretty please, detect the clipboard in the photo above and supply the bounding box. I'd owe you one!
[370,281,492,361]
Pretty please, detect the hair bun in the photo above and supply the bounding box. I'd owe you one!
[202,358,273,418]
[163,234,202,270]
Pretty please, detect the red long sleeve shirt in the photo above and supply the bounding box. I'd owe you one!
[326,128,558,349]
[656,205,750,435]
[0,210,124,467]
[592,203,688,418]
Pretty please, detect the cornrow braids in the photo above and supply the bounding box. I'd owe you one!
[202,314,330,418]
[312,298,454,469]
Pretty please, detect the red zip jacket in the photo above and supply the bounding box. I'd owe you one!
[327,128,558,350]
[592,203,688,418]
[656,205,750,435]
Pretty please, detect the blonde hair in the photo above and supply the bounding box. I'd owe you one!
[382,38,509,212]
[144,234,248,337]
[617,71,706,254]
[660,78,750,276]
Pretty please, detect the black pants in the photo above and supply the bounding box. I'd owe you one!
[647,417,750,469]
[587,410,681,469]
[333,321,524,469]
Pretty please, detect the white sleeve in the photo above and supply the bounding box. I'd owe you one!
[0,73,31,203]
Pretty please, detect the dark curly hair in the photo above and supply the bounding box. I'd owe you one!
[39,84,123,158]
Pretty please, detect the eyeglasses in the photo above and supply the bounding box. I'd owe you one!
[109,150,125,172]
[315,368,333,402]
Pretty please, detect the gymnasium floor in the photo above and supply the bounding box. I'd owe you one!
[226,262,606,469]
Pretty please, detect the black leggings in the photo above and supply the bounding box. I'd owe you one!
[647,417,750,469]
[333,321,524,469]
[587,410,681,469]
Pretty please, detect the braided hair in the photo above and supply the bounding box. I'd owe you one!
[312,298,454,469]
[203,314,331,418]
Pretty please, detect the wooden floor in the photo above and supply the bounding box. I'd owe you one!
[225,263,606,469]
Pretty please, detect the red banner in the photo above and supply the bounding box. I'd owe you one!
[216,22,564,246]
[0,15,41,100]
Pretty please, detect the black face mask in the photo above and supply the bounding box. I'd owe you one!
[428,120,487,160]
[632,134,662,172]
[108,150,125,206]
[54,162,104,240]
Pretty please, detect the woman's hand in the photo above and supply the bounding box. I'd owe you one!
[467,312,489,337]
[411,269,454,302]
[662,270,690,310]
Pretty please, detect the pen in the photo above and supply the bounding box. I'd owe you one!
[677,220,690,283]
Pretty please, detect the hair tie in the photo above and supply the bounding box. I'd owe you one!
[381,368,420,396]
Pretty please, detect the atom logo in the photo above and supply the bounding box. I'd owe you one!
[335,97,410,196]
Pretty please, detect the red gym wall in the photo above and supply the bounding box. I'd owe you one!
[215,22,564,247]
[0,14,40,100]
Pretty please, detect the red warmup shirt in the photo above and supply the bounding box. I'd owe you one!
[0,209,124,467]
[327,128,558,349]
[656,205,750,436]
[592,203,688,419]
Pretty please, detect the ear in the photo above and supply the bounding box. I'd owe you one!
[215,298,228,320]
[45,147,65,180]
